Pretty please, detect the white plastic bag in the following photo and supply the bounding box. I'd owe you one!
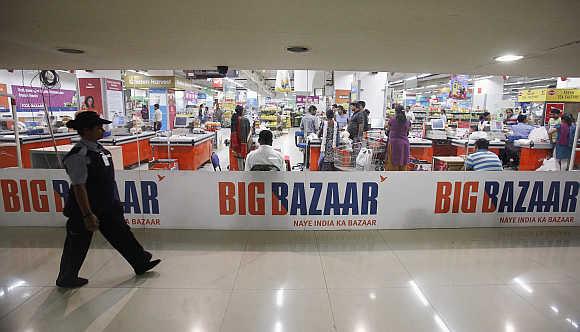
[468,131,488,141]
[536,158,558,171]
[356,148,373,170]
[528,127,549,142]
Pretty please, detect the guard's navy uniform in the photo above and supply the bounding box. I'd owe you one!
[57,139,152,283]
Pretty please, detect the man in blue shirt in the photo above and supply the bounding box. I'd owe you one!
[465,139,503,171]
[509,115,536,139]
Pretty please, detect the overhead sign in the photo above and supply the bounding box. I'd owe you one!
[11,85,77,112]
[123,74,174,89]
[0,169,577,229]
[518,88,580,102]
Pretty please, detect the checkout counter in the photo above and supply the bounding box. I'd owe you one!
[150,132,215,170]
[71,131,156,168]
[0,132,78,168]
[451,138,505,156]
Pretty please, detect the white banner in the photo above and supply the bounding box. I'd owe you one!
[0,169,578,230]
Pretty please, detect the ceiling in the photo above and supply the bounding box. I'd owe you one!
[1,0,579,76]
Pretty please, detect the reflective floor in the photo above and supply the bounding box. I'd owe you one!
[2,227,580,331]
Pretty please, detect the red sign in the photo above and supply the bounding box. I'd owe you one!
[211,79,223,89]
[105,79,123,91]
[78,78,104,115]
[0,84,9,112]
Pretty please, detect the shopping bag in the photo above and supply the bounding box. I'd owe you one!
[356,148,373,170]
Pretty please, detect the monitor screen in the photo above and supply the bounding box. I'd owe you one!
[430,119,445,130]
[174,117,188,127]
[490,121,503,131]
[112,115,125,127]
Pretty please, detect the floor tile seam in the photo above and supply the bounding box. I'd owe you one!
[378,231,456,332]
[525,255,580,283]
[0,285,45,321]
[504,283,568,328]
[87,252,117,280]
[218,234,249,332]
[314,231,338,332]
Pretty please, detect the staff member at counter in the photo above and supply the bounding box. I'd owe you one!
[245,130,285,171]
[153,104,162,131]
[57,111,160,288]
[465,139,503,171]
[477,112,491,131]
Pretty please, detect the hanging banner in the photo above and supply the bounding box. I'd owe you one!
[335,89,351,106]
[167,89,177,130]
[11,85,77,112]
[123,74,174,89]
[211,79,223,89]
[518,88,580,102]
[448,75,468,100]
[0,84,9,112]
[275,70,292,92]
[78,78,104,114]
[104,79,124,119]
[0,169,577,229]
[184,91,197,106]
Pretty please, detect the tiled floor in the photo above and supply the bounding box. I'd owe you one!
[2,227,580,331]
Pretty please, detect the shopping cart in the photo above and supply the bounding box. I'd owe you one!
[334,138,386,171]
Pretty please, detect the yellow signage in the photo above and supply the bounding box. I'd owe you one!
[546,89,580,102]
[123,74,197,91]
[517,89,547,102]
[517,88,580,102]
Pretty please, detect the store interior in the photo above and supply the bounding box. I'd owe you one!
[0,69,578,172]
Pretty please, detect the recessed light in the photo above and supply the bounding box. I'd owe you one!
[57,48,85,54]
[286,46,309,53]
[494,54,523,62]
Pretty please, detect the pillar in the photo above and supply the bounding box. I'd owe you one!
[357,72,388,128]
[472,77,505,115]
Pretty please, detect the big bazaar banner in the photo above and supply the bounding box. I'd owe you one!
[0,169,578,230]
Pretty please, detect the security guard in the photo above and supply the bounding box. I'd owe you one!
[56,111,161,288]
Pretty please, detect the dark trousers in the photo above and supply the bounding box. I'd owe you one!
[153,121,162,131]
[57,212,151,281]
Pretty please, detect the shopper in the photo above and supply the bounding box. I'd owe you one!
[198,104,204,121]
[347,104,365,141]
[504,108,518,125]
[320,109,338,171]
[214,105,223,124]
[141,104,149,121]
[348,102,357,118]
[440,109,447,126]
[357,101,371,131]
[385,105,410,171]
[336,105,349,131]
[405,106,416,122]
[465,138,503,171]
[153,104,162,131]
[57,111,160,288]
[509,115,536,139]
[300,105,319,138]
[548,108,562,143]
[276,111,284,132]
[549,113,576,171]
[230,105,252,170]
[477,111,491,131]
[245,129,285,171]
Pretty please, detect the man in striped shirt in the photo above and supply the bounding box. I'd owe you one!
[465,139,503,171]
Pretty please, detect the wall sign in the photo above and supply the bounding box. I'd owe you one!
[11,85,77,112]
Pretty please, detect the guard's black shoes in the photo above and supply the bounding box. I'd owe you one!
[135,259,161,275]
[56,277,89,288]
